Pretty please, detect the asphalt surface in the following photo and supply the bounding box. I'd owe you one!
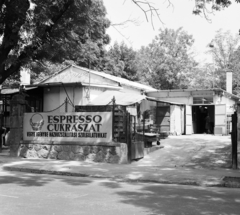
[1,170,240,215]
[1,134,240,188]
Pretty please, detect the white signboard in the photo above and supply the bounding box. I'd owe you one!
[23,112,112,143]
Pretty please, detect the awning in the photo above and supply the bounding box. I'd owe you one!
[1,87,38,95]
[89,91,146,106]
[1,89,19,95]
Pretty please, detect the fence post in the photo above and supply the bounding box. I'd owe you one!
[112,96,115,142]
[126,112,131,162]
[231,111,238,169]
[0,86,2,151]
[0,113,2,151]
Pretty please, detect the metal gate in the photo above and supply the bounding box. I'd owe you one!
[75,104,144,161]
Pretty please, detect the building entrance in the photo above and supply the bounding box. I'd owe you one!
[192,105,214,134]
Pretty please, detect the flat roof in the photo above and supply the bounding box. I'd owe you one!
[147,88,240,100]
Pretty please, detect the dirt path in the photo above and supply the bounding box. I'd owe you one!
[133,135,234,169]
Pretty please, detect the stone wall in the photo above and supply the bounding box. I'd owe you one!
[19,142,129,164]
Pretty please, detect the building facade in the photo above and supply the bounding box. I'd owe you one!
[146,89,239,135]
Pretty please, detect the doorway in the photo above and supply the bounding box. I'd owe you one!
[192,105,214,134]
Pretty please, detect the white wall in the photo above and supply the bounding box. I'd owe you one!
[43,85,116,112]
[214,94,236,114]
[59,86,75,112]
[43,86,82,112]
[88,87,106,104]
[43,87,60,112]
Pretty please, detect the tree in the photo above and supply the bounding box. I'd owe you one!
[186,64,218,89]
[136,28,197,90]
[130,0,240,26]
[231,47,240,95]
[208,29,240,93]
[103,42,139,81]
[0,0,110,86]
[193,0,233,15]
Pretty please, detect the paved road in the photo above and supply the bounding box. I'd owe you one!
[0,170,240,215]
[134,134,235,169]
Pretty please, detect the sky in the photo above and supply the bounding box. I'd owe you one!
[103,0,240,64]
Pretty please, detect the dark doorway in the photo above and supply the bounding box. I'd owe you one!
[192,105,214,134]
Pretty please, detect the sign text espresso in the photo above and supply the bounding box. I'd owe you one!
[23,112,112,142]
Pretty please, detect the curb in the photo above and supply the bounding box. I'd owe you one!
[3,166,111,179]
[3,166,236,188]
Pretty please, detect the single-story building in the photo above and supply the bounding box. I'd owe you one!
[0,65,161,162]
[2,65,238,162]
[146,87,239,135]
[22,64,186,138]
[26,64,157,111]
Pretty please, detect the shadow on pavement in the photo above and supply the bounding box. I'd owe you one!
[185,144,232,169]
[111,183,240,215]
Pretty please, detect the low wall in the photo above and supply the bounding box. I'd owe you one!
[18,141,128,164]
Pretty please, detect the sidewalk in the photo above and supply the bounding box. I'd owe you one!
[1,150,240,188]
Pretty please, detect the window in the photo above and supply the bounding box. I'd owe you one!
[193,97,213,104]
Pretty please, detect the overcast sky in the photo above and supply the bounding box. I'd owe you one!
[103,0,240,64]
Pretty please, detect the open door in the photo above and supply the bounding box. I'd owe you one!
[185,105,192,134]
[215,104,226,135]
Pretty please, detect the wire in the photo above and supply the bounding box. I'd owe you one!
[61,83,75,107]
[43,102,66,113]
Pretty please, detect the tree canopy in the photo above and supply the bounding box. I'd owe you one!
[1,0,240,89]
[135,28,197,90]
[207,29,240,93]
[103,42,139,81]
[0,0,110,86]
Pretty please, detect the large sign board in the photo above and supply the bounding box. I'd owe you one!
[23,112,112,142]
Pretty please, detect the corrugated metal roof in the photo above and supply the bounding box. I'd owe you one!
[38,65,157,92]
[89,91,146,106]
[85,67,157,92]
